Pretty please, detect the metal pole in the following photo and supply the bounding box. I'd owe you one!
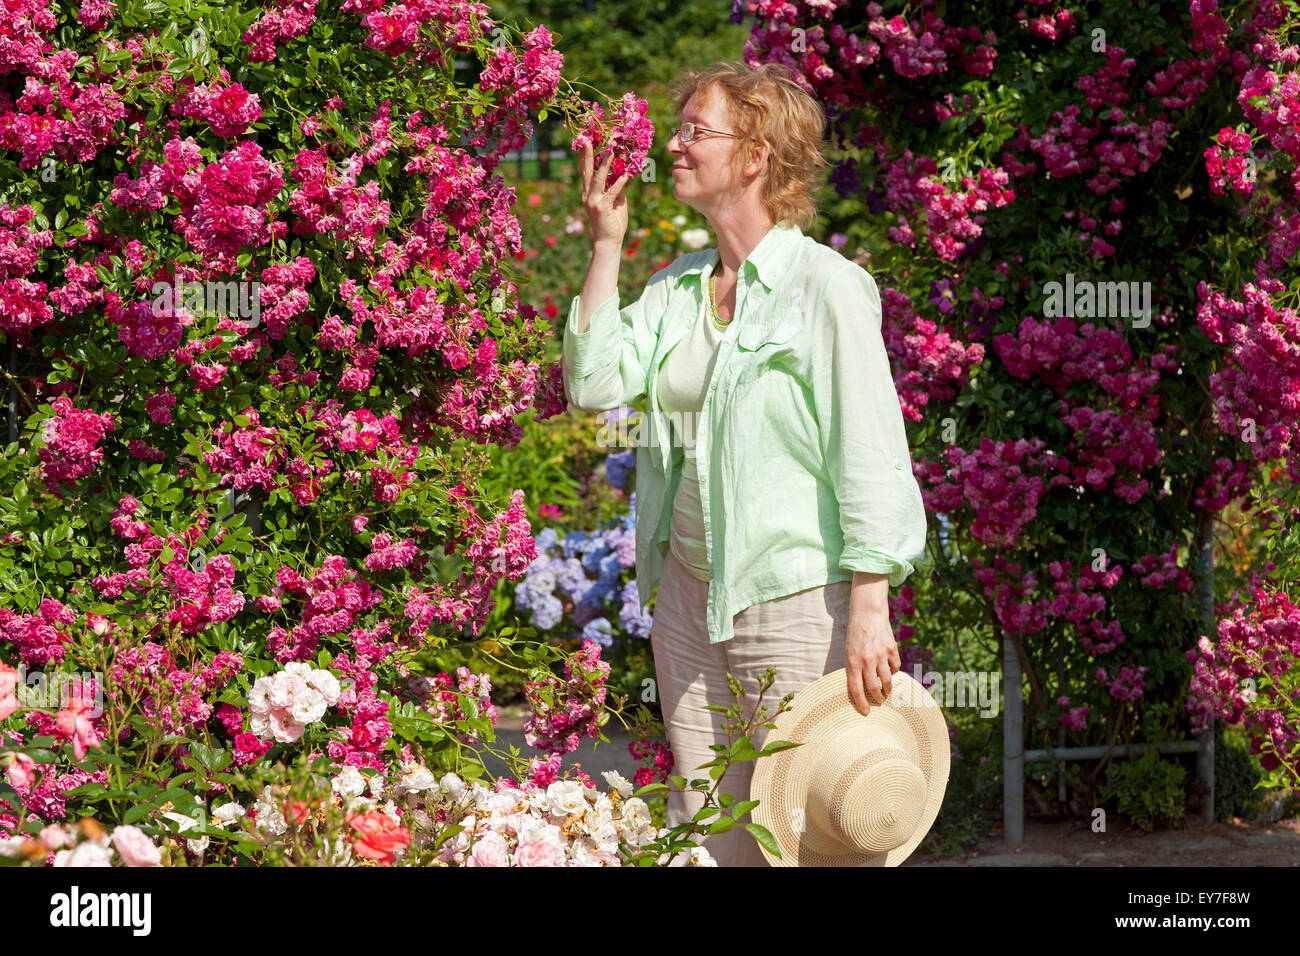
[1003,624,1024,846]
[1194,510,1216,821]
[7,340,16,445]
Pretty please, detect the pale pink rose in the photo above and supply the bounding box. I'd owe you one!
[39,824,72,849]
[269,708,305,743]
[514,841,566,867]
[466,831,509,867]
[269,673,308,708]
[111,825,162,867]
[54,698,98,760]
[5,752,35,789]
[592,848,622,866]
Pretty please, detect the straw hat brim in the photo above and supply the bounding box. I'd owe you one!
[750,668,950,866]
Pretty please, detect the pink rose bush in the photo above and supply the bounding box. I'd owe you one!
[734,0,1300,787]
[570,91,655,191]
[0,3,739,867]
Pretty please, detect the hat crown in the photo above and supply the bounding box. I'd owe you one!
[804,721,928,853]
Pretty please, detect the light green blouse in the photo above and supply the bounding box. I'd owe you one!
[562,221,927,645]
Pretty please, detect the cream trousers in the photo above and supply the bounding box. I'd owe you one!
[649,547,851,866]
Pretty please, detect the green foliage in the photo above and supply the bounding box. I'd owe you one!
[1104,749,1187,831]
[1213,720,1265,823]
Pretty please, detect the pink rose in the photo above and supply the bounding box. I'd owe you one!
[513,841,566,867]
[54,698,98,760]
[111,825,162,867]
[466,831,509,867]
[5,753,36,789]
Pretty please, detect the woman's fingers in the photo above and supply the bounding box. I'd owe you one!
[846,663,871,717]
[876,657,893,701]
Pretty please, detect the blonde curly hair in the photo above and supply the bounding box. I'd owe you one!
[670,61,829,231]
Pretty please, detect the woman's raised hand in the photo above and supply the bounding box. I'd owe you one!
[580,140,632,248]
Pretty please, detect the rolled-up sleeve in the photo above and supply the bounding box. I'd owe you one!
[809,261,927,586]
[561,269,670,413]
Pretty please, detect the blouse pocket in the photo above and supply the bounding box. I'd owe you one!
[735,317,800,351]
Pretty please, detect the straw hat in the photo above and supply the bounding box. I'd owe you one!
[750,668,950,866]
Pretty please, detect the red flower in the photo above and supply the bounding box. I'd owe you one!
[346,810,411,865]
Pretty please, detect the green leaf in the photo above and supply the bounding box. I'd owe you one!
[744,823,780,856]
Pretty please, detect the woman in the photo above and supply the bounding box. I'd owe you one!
[562,61,927,866]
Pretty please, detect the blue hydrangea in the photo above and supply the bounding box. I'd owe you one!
[605,449,636,490]
[582,617,614,647]
[530,593,564,631]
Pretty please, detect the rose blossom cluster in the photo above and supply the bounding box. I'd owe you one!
[0,819,162,867]
[171,76,263,138]
[1096,664,1150,703]
[403,487,538,638]
[108,643,244,737]
[914,438,1056,549]
[37,396,116,492]
[434,771,714,867]
[249,662,342,743]
[571,91,655,192]
[880,149,1014,261]
[741,2,998,107]
[1188,588,1300,770]
[1204,125,1257,195]
[1197,276,1300,478]
[405,665,499,746]
[879,285,985,421]
[523,639,611,755]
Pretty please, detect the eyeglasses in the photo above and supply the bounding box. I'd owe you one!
[670,122,740,145]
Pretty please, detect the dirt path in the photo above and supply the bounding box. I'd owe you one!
[906,814,1300,866]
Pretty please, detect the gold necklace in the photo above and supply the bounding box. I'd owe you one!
[709,272,732,330]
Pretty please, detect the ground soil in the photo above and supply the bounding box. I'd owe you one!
[906,812,1300,866]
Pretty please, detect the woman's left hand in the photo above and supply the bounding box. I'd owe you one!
[845,607,901,717]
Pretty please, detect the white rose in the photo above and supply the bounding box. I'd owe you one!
[439,773,468,802]
[331,765,367,799]
[601,770,633,798]
[546,780,589,817]
[248,676,274,712]
[290,687,327,724]
[284,661,312,678]
[468,781,494,810]
[672,214,687,226]
[620,797,651,832]
[515,816,563,849]
[590,817,620,850]
[61,842,114,866]
[249,712,270,738]
[252,787,288,838]
[162,810,209,854]
[212,803,246,825]
[396,764,438,797]
[346,796,377,814]
[688,846,718,866]
[367,774,386,800]
[523,788,552,817]
[308,669,341,704]
[681,228,710,250]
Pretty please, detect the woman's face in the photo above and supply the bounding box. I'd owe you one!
[669,86,742,212]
